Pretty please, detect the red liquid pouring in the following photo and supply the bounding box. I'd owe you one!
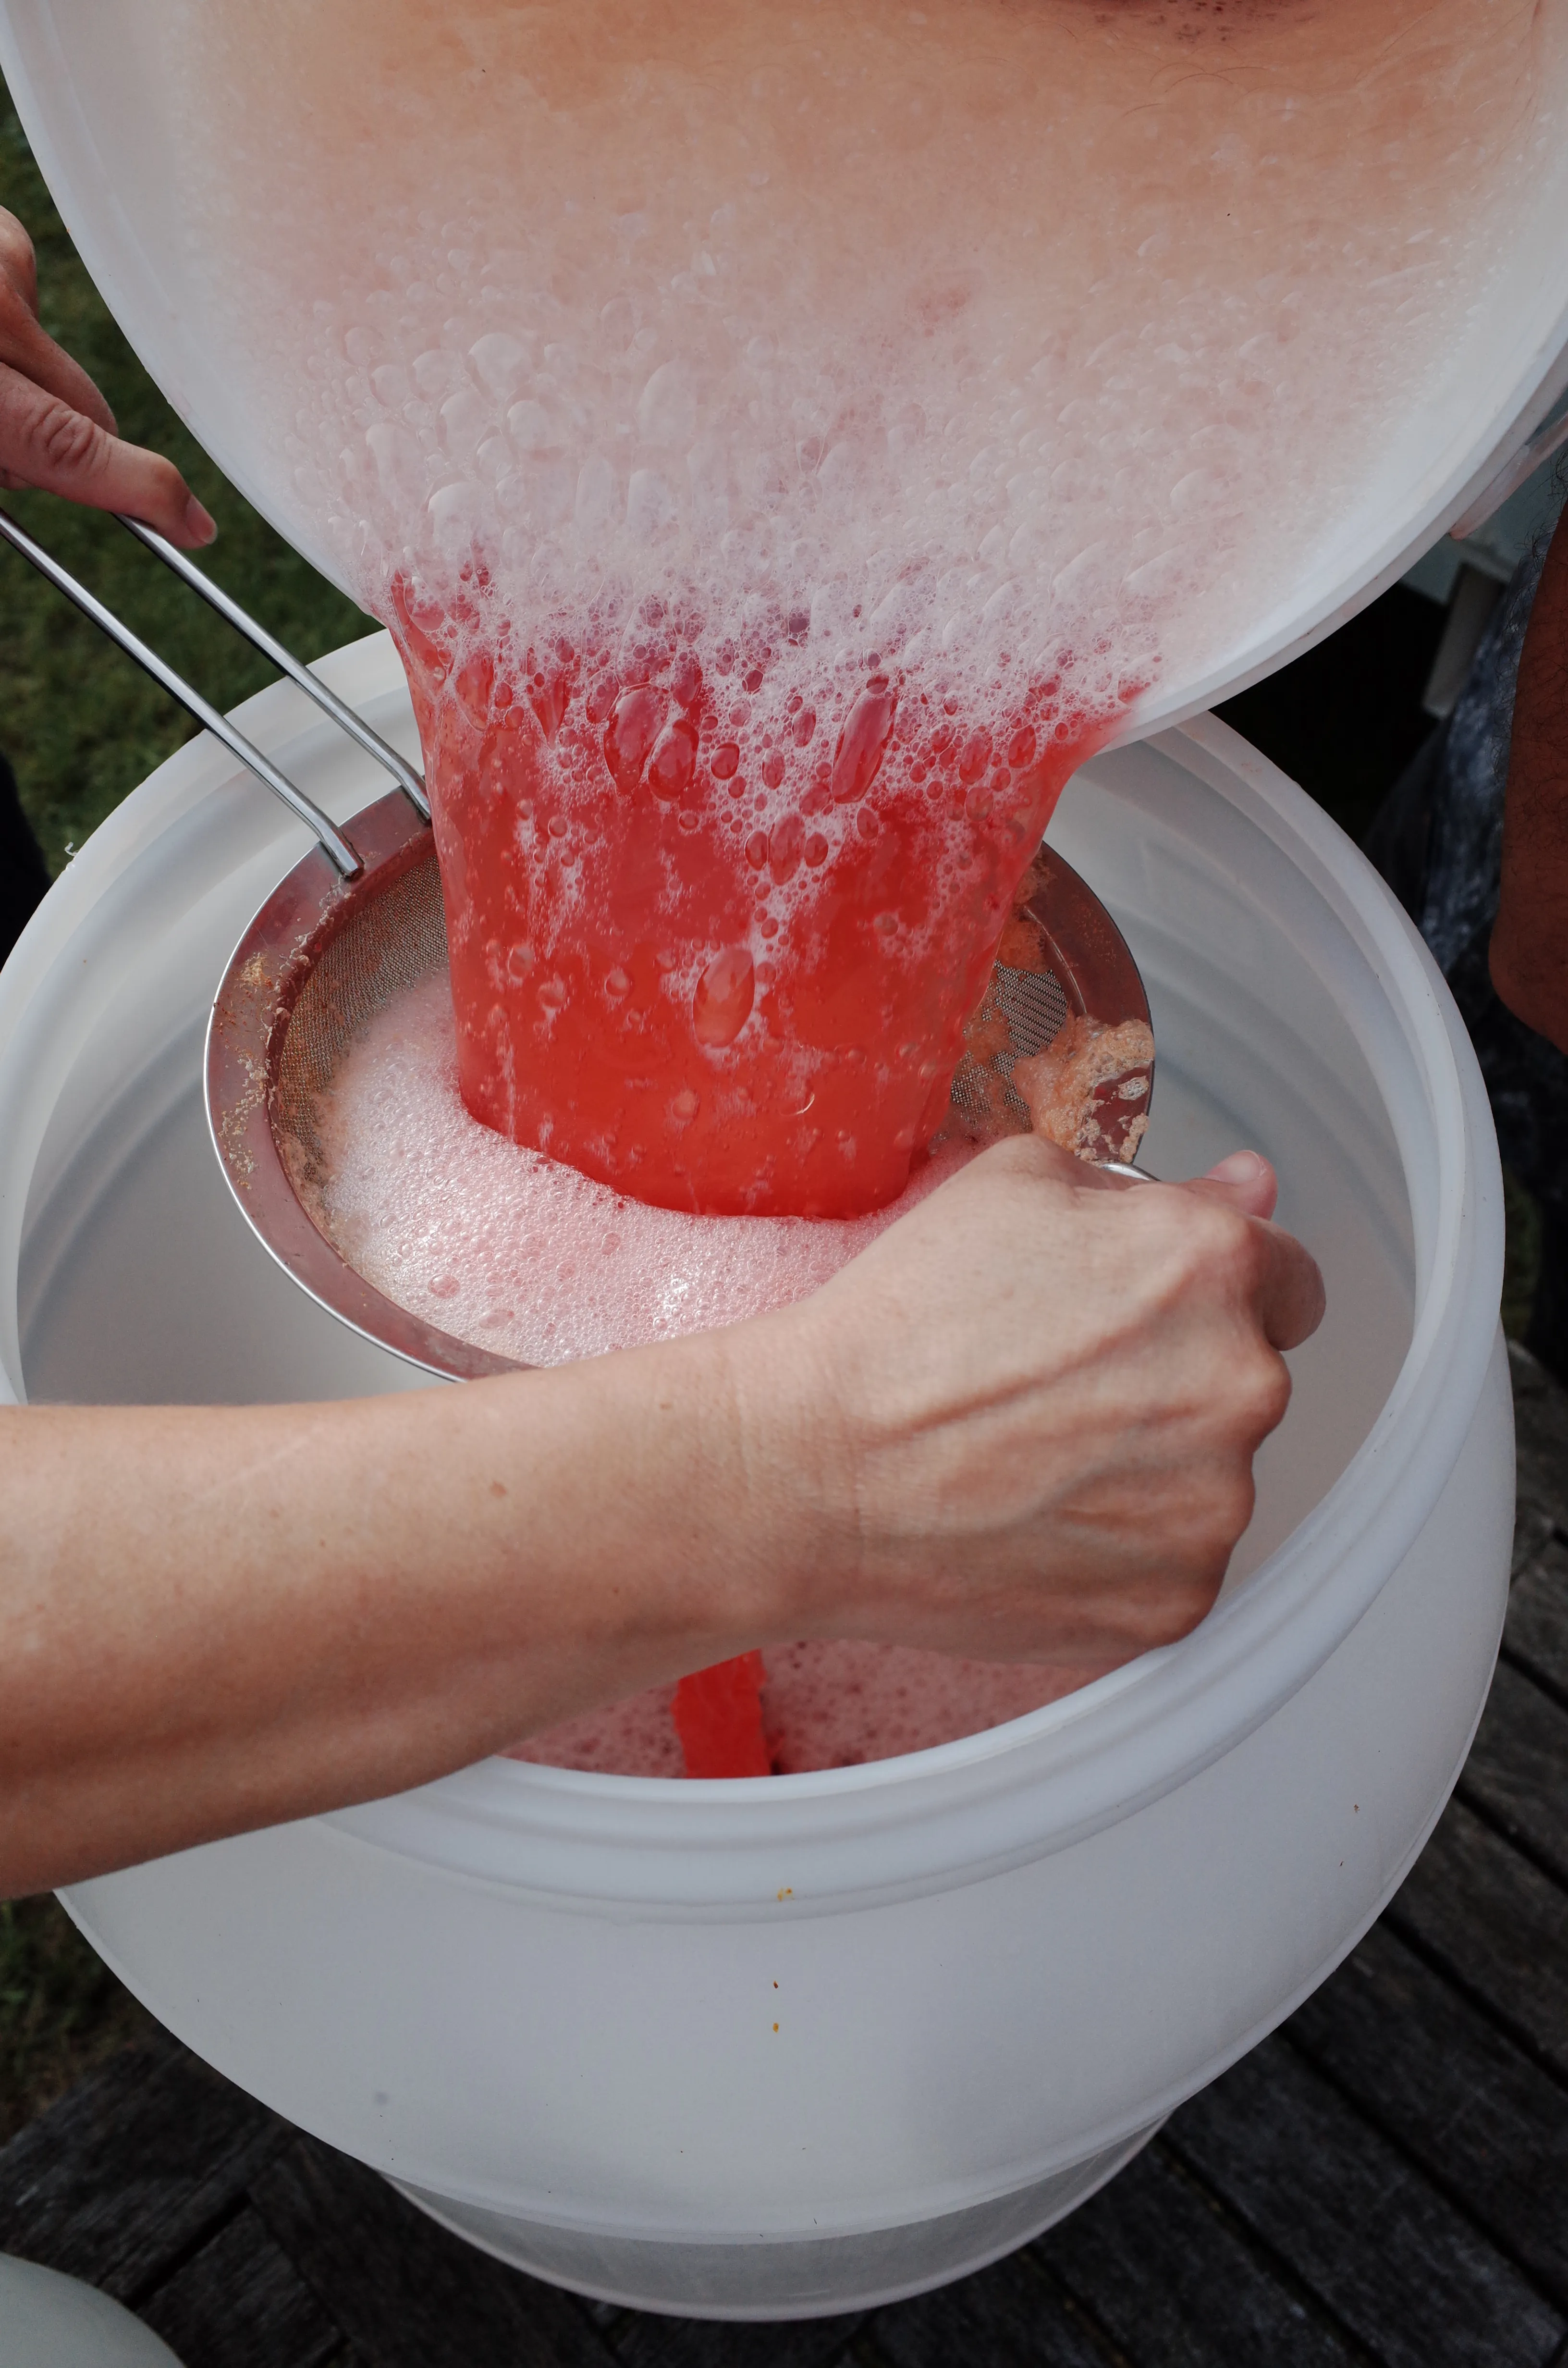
[672,1653,772,1780]
[392,579,1130,1771]
[392,577,1126,1219]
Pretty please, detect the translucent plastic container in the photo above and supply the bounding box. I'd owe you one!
[2,1,1567,726]
[0,641,1510,2316]
[0,0,1540,2317]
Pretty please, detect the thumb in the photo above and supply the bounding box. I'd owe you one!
[1181,1147,1279,1222]
[1179,1149,1326,1350]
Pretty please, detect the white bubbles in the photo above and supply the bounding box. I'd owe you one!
[636,358,696,448]
[427,478,486,561]
[506,399,555,453]
[364,420,422,503]
[412,347,463,400]
[469,330,533,403]
[155,0,1568,728]
[625,467,677,539]
[572,454,616,538]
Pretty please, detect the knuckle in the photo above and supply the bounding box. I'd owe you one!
[0,209,35,270]
[30,398,102,476]
[1211,1462,1258,1545]
[1212,1342,1291,1448]
[1251,1348,1293,1432]
[0,275,33,347]
[1177,1472,1255,1597]
[1196,1197,1261,1280]
[1136,1189,1253,1298]
[1148,1559,1229,1647]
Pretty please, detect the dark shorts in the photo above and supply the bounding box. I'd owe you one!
[1365,506,1568,1368]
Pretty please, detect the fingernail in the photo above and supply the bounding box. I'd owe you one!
[184,495,217,545]
[1206,1149,1265,1185]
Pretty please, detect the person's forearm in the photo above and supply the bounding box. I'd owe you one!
[0,1139,1323,1900]
[1492,502,1568,1053]
[0,1334,815,1896]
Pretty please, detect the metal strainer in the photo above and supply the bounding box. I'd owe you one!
[0,499,1153,1384]
[205,789,1155,1383]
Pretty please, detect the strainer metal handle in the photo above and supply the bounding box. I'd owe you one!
[0,503,364,879]
[118,517,430,823]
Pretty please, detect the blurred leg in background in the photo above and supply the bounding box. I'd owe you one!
[1366,519,1568,1385]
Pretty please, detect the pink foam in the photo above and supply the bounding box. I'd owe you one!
[308,970,971,1365]
[511,1644,1102,1780]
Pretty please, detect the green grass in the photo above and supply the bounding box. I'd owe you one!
[0,1896,153,2146]
[0,78,369,876]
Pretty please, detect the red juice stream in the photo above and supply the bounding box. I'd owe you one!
[672,1654,772,1780]
[392,578,1125,1221]
[392,582,1126,1774]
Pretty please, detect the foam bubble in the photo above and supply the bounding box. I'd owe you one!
[306,969,974,1364]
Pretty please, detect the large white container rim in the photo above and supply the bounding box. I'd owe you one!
[318,702,1506,1913]
[0,661,1503,1906]
[0,643,1505,1912]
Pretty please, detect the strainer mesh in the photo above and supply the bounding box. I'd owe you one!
[947,960,1072,1132]
[274,855,448,1195]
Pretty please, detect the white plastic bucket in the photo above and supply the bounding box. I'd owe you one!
[1,3,1566,726]
[0,641,1511,2316]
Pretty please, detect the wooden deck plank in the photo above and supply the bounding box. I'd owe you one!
[0,2035,289,2306]
[1506,1537,1568,1702]
[249,2134,615,2368]
[135,2203,347,2368]
[1457,1660,1568,1889]
[1384,1799,1568,2081]
[610,2303,863,2367]
[1033,2136,1366,2368]
[1163,2035,1566,2368]
[1283,1920,1568,2307]
[867,2246,1117,2368]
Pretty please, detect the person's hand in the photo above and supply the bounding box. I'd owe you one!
[0,1131,1321,1893]
[1492,497,1568,1053]
[0,208,214,546]
[752,1136,1324,1667]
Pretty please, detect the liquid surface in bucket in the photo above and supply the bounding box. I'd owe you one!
[158,0,1568,1209]
[300,970,1104,1772]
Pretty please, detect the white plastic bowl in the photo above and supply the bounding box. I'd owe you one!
[1,4,1566,728]
[0,640,1511,2317]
